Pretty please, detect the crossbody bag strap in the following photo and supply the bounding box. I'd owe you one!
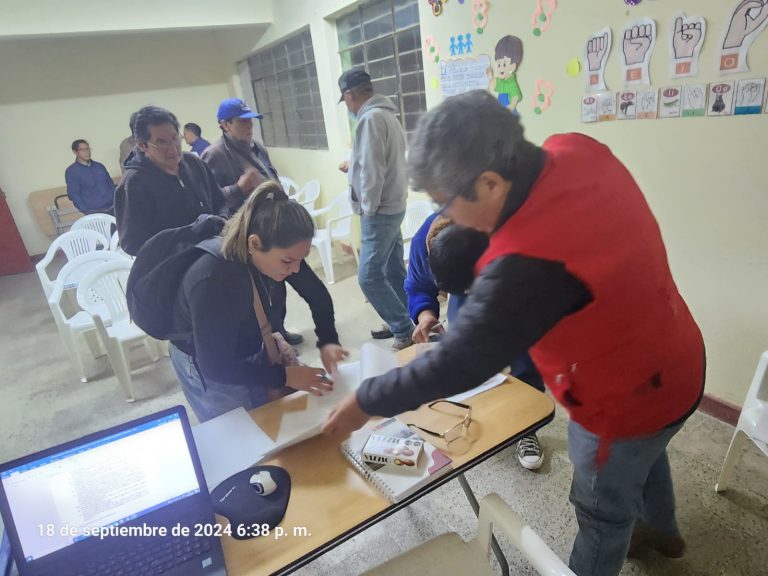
[249,274,281,365]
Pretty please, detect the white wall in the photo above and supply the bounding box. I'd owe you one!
[0,0,272,38]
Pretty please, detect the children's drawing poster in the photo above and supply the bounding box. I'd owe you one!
[584,27,612,92]
[488,35,525,111]
[439,54,491,99]
[636,90,659,119]
[621,19,657,85]
[617,91,637,120]
[718,0,768,74]
[682,84,707,117]
[734,77,766,114]
[659,86,682,118]
[581,94,598,123]
[598,92,617,121]
[669,13,706,78]
[707,81,736,117]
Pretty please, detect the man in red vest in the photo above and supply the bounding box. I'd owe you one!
[323,90,705,575]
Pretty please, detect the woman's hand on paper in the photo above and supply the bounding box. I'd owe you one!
[285,365,334,396]
[320,344,350,375]
[412,310,443,344]
[322,393,370,437]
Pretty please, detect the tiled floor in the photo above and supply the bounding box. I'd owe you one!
[2,255,767,575]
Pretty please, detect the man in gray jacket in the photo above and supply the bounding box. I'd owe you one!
[339,69,412,349]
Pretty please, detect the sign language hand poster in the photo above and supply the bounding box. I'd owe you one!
[669,13,706,78]
[584,27,612,92]
[621,19,657,85]
[719,0,768,74]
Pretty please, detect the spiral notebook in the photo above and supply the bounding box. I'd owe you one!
[340,418,453,502]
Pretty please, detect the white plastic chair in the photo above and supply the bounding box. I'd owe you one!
[279,176,299,198]
[36,229,110,299]
[362,493,575,576]
[309,192,358,284]
[71,213,116,241]
[76,260,160,402]
[297,180,321,212]
[401,200,435,263]
[109,230,132,259]
[716,351,768,493]
[47,251,130,383]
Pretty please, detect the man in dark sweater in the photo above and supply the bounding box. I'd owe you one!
[115,106,259,256]
[64,139,115,214]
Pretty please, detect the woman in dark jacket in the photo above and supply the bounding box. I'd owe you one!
[169,180,348,422]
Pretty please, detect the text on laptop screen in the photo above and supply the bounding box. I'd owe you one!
[0,413,200,562]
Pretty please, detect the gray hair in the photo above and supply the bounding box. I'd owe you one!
[407,90,540,199]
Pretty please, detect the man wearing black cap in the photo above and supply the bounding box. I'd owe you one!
[338,68,413,350]
[202,97,303,346]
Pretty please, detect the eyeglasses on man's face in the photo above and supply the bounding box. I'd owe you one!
[145,133,182,151]
[407,400,472,445]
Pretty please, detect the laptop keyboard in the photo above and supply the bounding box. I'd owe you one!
[73,533,214,576]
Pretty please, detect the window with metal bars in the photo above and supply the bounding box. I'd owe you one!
[247,28,328,150]
[336,0,426,139]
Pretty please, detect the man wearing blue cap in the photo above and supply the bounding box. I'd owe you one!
[202,97,303,346]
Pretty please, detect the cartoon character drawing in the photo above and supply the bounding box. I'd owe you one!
[465,33,474,54]
[711,94,726,113]
[449,36,458,56]
[457,34,465,55]
[487,35,524,111]
[428,0,446,17]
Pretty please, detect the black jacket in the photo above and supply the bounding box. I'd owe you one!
[115,151,241,256]
[172,248,340,390]
[201,135,278,198]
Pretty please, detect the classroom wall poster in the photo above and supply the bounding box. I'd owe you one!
[682,84,707,117]
[584,27,612,92]
[617,91,637,120]
[598,92,617,121]
[489,36,525,111]
[621,19,657,85]
[659,86,682,118]
[718,0,768,74]
[734,77,766,114]
[707,81,736,117]
[636,89,659,119]
[669,12,706,78]
[439,54,491,99]
[581,94,598,123]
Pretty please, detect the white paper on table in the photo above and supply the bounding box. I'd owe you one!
[263,343,399,458]
[446,373,507,403]
[191,407,276,491]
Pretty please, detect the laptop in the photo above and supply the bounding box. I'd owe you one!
[0,406,227,576]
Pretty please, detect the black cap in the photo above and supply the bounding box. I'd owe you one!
[338,68,372,102]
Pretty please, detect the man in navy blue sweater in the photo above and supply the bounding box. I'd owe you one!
[65,139,115,214]
[405,212,547,470]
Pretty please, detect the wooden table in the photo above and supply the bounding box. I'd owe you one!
[220,367,555,576]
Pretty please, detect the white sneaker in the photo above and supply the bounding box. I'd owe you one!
[516,433,544,470]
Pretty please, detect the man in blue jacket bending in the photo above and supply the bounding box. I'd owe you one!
[405,212,546,469]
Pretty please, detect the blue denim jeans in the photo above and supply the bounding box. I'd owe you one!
[358,212,412,339]
[169,343,268,423]
[567,419,685,575]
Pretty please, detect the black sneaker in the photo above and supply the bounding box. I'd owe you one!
[281,331,304,346]
[371,325,393,339]
[516,433,544,470]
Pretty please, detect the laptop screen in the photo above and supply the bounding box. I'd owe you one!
[0,412,200,563]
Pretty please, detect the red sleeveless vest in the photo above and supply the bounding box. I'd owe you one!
[476,134,704,447]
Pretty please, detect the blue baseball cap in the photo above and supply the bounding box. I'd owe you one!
[217,98,263,122]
